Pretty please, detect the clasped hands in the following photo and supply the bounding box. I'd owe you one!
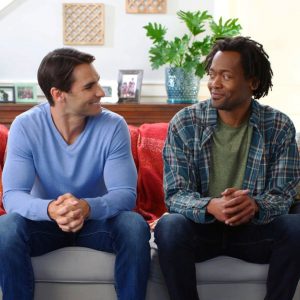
[48,193,90,232]
[207,188,258,226]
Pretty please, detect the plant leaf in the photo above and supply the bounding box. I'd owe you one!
[210,18,242,40]
[148,42,169,69]
[177,10,212,36]
[195,63,206,78]
[143,10,242,79]
[143,22,167,43]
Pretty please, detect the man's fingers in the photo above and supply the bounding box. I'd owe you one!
[223,195,246,208]
[223,198,249,214]
[225,206,254,226]
[221,187,237,196]
[58,216,84,232]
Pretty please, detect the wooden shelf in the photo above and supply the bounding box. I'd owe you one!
[0,102,190,127]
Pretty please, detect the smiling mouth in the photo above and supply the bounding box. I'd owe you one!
[211,92,223,100]
[89,100,101,105]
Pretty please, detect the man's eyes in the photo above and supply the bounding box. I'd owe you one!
[84,84,94,90]
[223,74,232,80]
[208,73,232,80]
[208,72,215,79]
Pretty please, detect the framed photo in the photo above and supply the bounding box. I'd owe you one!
[15,83,37,103]
[100,80,118,103]
[118,70,143,102]
[0,86,16,103]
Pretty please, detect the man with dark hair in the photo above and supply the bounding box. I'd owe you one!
[155,36,300,300]
[0,48,150,300]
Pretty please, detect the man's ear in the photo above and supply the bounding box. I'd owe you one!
[249,78,259,91]
[50,87,64,103]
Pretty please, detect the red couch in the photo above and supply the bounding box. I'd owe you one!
[0,123,168,223]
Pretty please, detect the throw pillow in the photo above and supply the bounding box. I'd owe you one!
[134,123,168,223]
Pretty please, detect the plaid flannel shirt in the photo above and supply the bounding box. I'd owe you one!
[163,99,300,224]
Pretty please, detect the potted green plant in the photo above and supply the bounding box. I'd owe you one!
[143,10,242,103]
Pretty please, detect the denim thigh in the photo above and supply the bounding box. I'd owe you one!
[75,211,150,254]
[0,213,74,257]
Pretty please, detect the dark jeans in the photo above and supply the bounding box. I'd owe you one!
[155,212,300,300]
[0,211,151,300]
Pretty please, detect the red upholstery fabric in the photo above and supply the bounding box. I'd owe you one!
[0,125,8,170]
[134,123,168,223]
[0,125,8,216]
[0,169,4,216]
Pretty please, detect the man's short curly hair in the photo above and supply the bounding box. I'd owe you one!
[204,36,273,99]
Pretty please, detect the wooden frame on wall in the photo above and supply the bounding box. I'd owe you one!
[126,0,167,14]
[63,3,105,45]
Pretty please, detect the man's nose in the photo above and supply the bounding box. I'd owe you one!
[97,84,105,97]
[210,75,222,88]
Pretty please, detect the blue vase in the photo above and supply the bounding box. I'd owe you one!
[165,67,200,104]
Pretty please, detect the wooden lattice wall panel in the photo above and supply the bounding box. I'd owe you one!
[126,0,166,14]
[63,3,105,45]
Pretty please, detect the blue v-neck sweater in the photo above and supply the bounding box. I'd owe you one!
[3,103,137,221]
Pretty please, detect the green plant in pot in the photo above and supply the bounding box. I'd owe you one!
[143,10,242,103]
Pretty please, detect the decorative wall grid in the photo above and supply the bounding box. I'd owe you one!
[63,3,104,45]
[126,0,166,14]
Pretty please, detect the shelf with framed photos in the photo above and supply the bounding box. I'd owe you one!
[0,101,190,128]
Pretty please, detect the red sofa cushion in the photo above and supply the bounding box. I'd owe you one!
[133,123,168,223]
[0,124,8,216]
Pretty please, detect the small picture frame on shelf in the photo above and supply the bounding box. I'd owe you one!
[15,83,37,103]
[118,69,143,103]
[0,86,16,103]
[100,80,118,103]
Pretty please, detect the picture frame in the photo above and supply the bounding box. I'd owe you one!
[0,86,16,103]
[15,83,37,103]
[118,69,143,103]
[100,80,118,103]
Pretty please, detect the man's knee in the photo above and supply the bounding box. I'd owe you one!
[155,213,192,248]
[0,213,28,252]
[111,211,150,244]
[274,214,300,247]
[0,213,27,235]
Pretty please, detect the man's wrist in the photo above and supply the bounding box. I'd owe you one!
[47,200,56,221]
[79,199,91,219]
[206,197,218,215]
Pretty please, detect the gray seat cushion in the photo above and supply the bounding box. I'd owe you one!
[32,247,115,283]
[32,234,269,285]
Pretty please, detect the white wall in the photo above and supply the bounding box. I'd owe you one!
[0,0,212,82]
[217,0,300,130]
[0,0,300,129]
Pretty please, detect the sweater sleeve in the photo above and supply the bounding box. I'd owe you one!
[84,118,137,220]
[3,118,52,220]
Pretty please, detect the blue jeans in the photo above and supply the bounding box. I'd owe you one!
[155,213,300,300]
[0,211,151,300]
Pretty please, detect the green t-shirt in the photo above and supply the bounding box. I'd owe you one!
[208,119,253,197]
